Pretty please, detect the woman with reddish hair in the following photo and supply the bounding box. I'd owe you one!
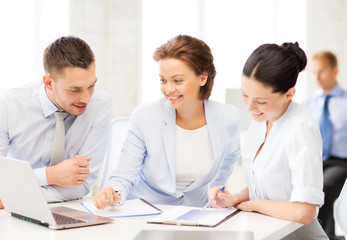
[94,35,241,208]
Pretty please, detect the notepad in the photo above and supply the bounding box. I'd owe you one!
[148,206,238,227]
[80,198,162,218]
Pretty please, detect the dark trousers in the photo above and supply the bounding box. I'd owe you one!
[318,156,347,238]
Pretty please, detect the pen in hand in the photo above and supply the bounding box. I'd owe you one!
[105,191,121,204]
[201,186,225,211]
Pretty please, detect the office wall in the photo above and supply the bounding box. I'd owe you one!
[305,0,347,94]
[67,0,347,118]
[69,0,142,118]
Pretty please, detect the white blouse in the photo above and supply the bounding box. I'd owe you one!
[175,125,213,191]
[241,102,324,207]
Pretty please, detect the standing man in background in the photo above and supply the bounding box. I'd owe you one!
[0,36,112,208]
[303,51,347,240]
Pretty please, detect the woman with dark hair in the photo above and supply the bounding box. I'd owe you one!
[208,42,328,239]
[93,35,240,208]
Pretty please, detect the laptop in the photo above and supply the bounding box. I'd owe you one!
[133,230,254,240]
[0,157,113,229]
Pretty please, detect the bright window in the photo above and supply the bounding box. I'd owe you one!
[141,0,307,104]
[0,0,68,91]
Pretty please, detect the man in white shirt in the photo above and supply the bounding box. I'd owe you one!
[0,36,113,208]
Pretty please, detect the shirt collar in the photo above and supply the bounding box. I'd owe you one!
[271,101,295,127]
[319,84,343,98]
[39,83,59,118]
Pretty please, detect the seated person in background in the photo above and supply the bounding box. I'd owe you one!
[303,51,347,240]
[208,42,328,239]
[335,178,347,239]
[93,34,241,208]
[0,36,112,208]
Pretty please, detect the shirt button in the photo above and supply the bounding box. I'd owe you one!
[179,195,184,199]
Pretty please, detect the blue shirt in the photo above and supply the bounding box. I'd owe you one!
[303,84,347,159]
[0,81,112,201]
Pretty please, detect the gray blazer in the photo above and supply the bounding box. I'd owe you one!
[107,98,240,206]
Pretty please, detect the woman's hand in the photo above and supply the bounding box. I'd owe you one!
[236,200,255,212]
[208,185,238,208]
[235,199,316,225]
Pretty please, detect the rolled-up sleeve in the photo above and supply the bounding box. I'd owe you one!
[34,167,48,186]
[288,121,324,207]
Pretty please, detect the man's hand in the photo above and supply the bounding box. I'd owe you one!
[93,187,121,210]
[46,156,91,186]
[0,199,4,209]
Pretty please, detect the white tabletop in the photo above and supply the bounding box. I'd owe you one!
[0,200,301,240]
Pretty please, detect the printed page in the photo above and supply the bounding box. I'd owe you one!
[80,199,161,218]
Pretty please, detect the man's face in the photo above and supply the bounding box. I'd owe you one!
[311,57,338,92]
[44,64,97,116]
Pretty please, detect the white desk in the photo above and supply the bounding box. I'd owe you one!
[0,200,301,240]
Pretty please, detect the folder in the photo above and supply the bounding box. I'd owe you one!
[80,198,162,218]
[148,206,239,227]
[134,230,254,240]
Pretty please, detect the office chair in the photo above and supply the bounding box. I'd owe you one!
[98,117,130,190]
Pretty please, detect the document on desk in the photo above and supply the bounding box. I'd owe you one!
[148,206,239,227]
[80,198,162,218]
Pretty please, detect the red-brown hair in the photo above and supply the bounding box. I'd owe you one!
[153,35,216,100]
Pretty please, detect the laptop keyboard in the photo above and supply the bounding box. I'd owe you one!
[52,212,85,225]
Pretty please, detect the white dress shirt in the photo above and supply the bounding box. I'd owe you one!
[0,81,112,202]
[242,102,324,209]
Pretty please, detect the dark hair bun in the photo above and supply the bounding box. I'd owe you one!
[281,42,307,72]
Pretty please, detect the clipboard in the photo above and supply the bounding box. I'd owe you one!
[147,206,239,227]
[133,230,253,240]
[80,198,162,218]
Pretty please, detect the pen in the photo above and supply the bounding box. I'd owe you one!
[201,186,225,211]
[112,191,121,197]
[105,191,121,203]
